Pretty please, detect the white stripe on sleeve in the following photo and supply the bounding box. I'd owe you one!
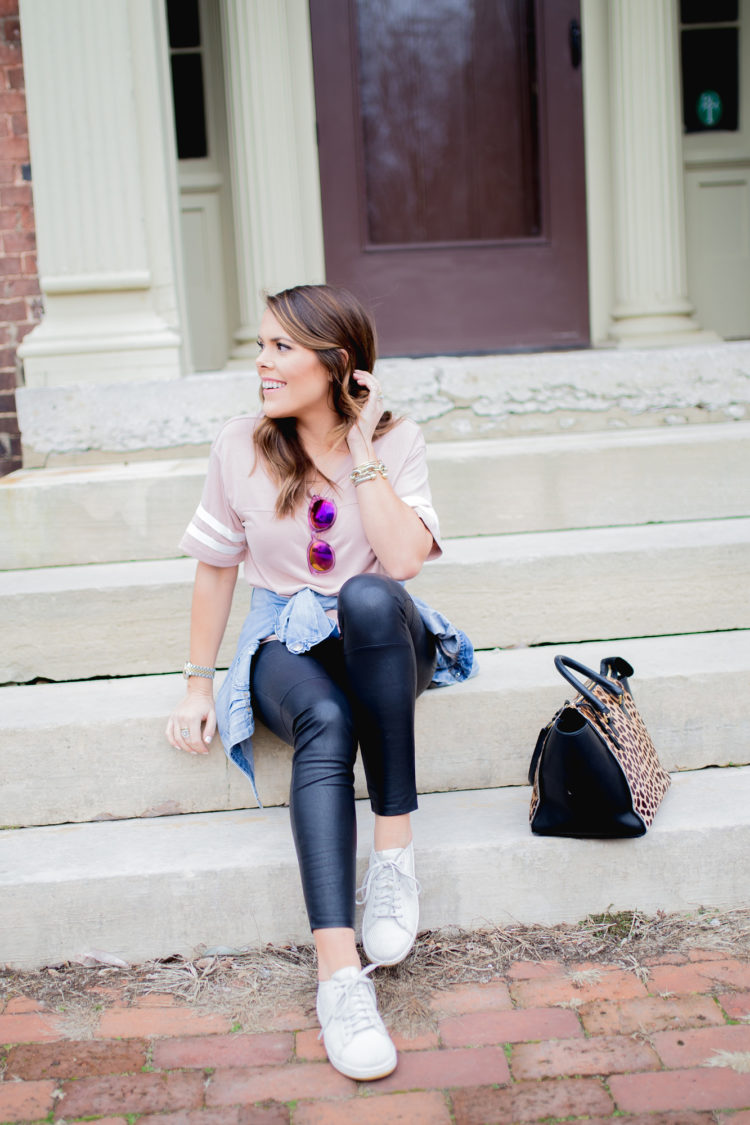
[185,522,246,556]
[196,503,246,543]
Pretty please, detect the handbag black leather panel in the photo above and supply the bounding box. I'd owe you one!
[529,656,671,838]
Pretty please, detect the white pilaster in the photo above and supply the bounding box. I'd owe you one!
[580,0,614,346]
[220,0,325,360]
[608,0,715,346]
[17,0,186,385]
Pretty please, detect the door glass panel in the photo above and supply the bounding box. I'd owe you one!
[680,4,739,134]
[170,54,209,158]
[354,0,540,246]
[166,0,201,47]
[166,0,209,158]
[680,0,737,24]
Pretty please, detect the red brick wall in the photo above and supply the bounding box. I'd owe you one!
[0,0,41,476]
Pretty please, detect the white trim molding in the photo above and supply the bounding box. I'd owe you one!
[17,0,186,386]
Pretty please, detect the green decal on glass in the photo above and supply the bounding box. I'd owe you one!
[696,90,723,127]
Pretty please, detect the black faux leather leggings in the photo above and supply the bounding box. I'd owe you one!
[250,574,437,931]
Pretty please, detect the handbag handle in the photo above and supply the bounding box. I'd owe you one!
[599,656,634,695]
[554,655,624,714]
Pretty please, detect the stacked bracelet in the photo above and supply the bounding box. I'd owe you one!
[350,459,388,486]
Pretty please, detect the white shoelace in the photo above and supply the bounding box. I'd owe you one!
[355,853,421,930]
[318,964,381,1043]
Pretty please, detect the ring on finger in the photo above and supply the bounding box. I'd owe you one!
[180,728,190,738]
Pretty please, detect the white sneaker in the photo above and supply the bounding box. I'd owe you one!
[316,965,397,1081]
[357,842,420,966]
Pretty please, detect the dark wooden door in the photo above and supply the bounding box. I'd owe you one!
[309,0,589,355]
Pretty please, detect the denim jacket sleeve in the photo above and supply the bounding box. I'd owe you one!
[410,594,479,686]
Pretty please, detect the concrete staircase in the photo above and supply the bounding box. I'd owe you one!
[1,422,750,969]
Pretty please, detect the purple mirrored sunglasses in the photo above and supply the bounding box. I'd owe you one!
[307,495,337,574]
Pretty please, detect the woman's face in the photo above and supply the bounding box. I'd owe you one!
[256,308,334,425]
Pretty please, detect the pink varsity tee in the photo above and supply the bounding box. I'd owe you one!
[179,414,442,596]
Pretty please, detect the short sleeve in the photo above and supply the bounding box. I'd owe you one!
[387,423,442,559]
[179,439,247,567]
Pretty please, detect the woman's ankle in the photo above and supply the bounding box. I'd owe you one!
[373,813,413,853]
[314,927,360,982]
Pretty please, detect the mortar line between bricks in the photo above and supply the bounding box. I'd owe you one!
[601,1075,618,1115]
[714,994,737,1024]
[445,1088,458,1123]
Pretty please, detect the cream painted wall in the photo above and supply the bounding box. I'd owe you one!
[683,0,750,339]
[584,0,750,345]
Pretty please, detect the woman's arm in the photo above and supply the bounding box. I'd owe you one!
[166,561,239,754]
[347,373,434,581]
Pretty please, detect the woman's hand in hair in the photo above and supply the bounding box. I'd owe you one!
[347,369,384,456]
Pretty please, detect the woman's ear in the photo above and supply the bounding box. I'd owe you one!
[337,348,354,377]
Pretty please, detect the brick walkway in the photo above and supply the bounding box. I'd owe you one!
[2,949,750,1124]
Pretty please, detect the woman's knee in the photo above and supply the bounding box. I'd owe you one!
[290,689,355,768]
[338,574,406,642]
[291,693,357,810]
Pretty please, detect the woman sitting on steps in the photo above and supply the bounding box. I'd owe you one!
[166,283,476,1081]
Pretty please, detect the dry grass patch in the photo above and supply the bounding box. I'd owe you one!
[2,907,749,1038]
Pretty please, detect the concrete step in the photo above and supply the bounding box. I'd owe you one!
[3,631,748,828]
[2,421,749,568]
[2,765,749,969]
[3,518,749,682]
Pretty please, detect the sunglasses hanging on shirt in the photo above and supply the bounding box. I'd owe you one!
[307,495,337,573]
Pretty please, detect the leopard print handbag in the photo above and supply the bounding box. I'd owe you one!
[529,655,671,838]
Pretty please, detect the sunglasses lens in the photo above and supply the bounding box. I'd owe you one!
[308,538,335,573]
[309,496,336,531]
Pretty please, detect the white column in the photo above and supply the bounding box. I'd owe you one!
[580,0,614,346]
[220,0,325,360]
[608,0,715,345]
[17,0,186,386]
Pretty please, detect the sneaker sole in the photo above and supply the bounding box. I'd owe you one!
[327,1052,398,1081]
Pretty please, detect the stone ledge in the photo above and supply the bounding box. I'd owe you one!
[4,422,749,569]
[2,767,749,968]
[3,519,749,681]
[15,341,750,465]
[3,632,747,827]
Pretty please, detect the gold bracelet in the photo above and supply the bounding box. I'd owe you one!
[350,459,388,486]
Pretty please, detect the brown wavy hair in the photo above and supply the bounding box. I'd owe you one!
[254,284,398,517]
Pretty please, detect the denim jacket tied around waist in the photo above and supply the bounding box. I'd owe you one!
[214,585,478,804]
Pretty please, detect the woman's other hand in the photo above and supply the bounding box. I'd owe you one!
[166,689,216,755]
[166,561,237,755]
